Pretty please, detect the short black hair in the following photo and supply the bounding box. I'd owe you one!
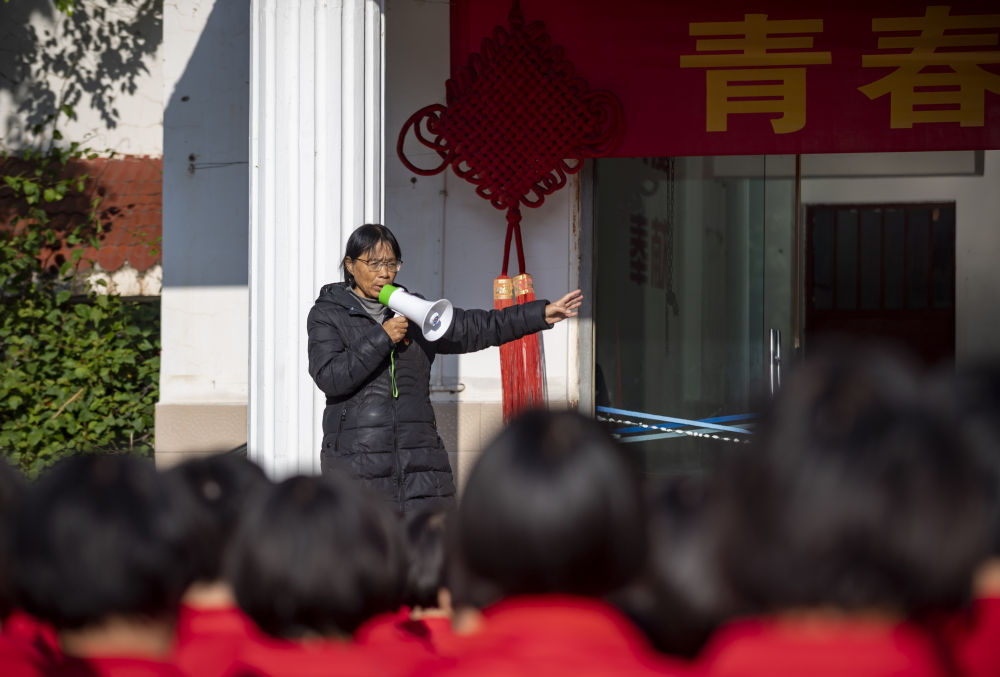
[614,475,729,660]
[12,454,192,630]
[712,340,992,616]
[453,409,647,608]
[341,223,402,288]
[227,472,406,639]
[402,509,450,609]
[165,453,270,583]
[0,458,26,620]
[935,362,1000,555]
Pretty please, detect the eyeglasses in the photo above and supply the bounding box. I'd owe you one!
[355,257,402,272]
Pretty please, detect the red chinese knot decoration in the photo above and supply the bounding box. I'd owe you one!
[398,0,624,422]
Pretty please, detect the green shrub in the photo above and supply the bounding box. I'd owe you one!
[0,149,159,476]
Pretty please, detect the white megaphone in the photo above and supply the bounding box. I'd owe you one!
[378,284,454,341]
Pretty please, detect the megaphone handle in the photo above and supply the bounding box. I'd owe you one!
[394,311,404,319]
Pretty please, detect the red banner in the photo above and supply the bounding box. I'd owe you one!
[450,1,1000,156]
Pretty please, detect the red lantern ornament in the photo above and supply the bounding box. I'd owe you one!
[397,0,624,422]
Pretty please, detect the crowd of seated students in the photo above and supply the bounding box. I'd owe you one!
[1,338,999,676]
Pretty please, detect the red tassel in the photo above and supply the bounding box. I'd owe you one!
[494,275,521,423]
[514,272,544,414]
[496,207,543,423]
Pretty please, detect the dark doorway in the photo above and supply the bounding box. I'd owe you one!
[805,203,955,366]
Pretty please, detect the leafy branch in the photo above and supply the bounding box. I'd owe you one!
[0,0,162,474]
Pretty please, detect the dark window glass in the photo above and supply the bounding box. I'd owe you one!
[859,209,882,310]
[931,206,955,309]
[908,209,930,309]
[836,209,858,310]
[812,209,834,310]
[884,209,905,310]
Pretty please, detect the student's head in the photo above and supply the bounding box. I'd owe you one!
[12,454,192,630]
[0,458,25,621]
[165,453,270,585]
[713,340,992,616]
[228,471,406,639]
[402,509,450,610]
[341,223,402,299]
[453,409,647,608]
[937,362,1000,557]
[619,474,730,659]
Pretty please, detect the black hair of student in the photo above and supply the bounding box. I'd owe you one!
[341,223,402,288]
[934,362,1000,556]
[712,339,993,616]
[453,409,647,608]
[227,471,406,639]
[402,509,450,609]
[0,459,26,621]
[12,454,192,630]
[614,474,732,660]
[165,453,270,583]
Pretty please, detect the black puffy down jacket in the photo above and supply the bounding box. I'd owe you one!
[307,281,551,513]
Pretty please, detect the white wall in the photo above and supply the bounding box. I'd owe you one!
[159,0,249,409]
[385,0,578,407]
[0,1,162,155]
[801,150,1000,365]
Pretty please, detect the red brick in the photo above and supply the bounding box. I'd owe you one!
[1,155,162,277]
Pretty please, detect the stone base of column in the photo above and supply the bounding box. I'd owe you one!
[154,402,248,468]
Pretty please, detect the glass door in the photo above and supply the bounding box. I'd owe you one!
[592,156,794,478]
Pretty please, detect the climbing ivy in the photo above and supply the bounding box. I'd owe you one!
[0,145,160,476]
[0,0,162,475]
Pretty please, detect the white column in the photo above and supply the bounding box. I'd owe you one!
[249,0,385,478]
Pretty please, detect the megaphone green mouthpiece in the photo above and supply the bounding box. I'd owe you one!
[378,284,400,307]
[377,284,454,341]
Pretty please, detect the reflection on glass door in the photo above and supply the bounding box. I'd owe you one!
[592,156,793,478]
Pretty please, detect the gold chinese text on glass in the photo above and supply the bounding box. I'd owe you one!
[859,5,1000,129]
[679,14,832,134]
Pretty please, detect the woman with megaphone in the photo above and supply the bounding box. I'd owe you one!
[307,223,582,513]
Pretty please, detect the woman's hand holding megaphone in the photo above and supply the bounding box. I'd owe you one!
[383,315,409,343]
[544,289,584,325]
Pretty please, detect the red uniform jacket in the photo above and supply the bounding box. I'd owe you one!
[2,610,60,666]
[171,603,263,677]
[0,634,46,677]
[408,595,690,677]
[940,596,1000,677]
[420,617,459,657]
[43,656,185,676]
[355,608,456,658]
[228,634,391,677]
[697,616,951,677]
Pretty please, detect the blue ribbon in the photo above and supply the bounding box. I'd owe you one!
[596,406,754,435]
